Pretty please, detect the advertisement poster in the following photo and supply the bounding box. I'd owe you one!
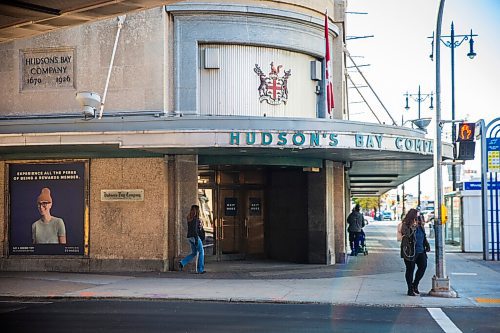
[9,162,85,255]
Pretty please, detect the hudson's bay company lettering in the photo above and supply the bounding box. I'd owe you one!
[101,189,144,202]
[20,48,75,90]
[229,131,433,154]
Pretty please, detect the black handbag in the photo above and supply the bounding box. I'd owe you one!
[198,225,206,242]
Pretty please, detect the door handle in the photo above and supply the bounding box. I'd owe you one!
[220,219,224,240]
[245,218,249,238]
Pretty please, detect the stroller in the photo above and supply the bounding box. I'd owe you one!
[356,230,368,256]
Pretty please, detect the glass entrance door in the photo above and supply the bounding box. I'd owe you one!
[217,188,265,260]
[198,188,216,260]
[198,169,265,261]
[219,189,244,259]
[245,189,265,256]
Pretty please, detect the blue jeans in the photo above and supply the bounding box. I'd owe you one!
[180,237,204,273]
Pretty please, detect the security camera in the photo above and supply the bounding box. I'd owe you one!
[75,91,101,118]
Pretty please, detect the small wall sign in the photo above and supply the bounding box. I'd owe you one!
[249,198,261,216]
[101,189,144,201]
[20,47,76,91]
[224,197,238,216]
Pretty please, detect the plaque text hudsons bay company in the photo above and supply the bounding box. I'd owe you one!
[20,48,76,91]
[101,189,145,202]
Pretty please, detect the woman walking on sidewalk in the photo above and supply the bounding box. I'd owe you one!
[179,205,205,274]
[400,208,430,296]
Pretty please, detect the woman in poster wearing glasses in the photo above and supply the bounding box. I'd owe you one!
[32,187,66,244]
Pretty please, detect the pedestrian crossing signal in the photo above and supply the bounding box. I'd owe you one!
[457,123,475,142]
[441,204,448,224]
[457,141,476,160]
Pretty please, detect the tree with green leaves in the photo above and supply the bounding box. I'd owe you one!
[352,197,380,213]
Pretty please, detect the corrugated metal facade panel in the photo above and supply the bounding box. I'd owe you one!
[199,45,318,118]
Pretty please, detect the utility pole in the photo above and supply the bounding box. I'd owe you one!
[430,22,478,192]
[402,184,406,218]
[430,0,457,298]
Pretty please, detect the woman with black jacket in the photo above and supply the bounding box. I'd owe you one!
[178,205,205,274]
[401,208,430,296]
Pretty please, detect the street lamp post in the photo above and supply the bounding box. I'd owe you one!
[402,184,405,218]
[404,86,434,208]
[430,0,457,297]
[430,22,478,191]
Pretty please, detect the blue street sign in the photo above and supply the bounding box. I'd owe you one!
[464,181,500,191]
[487,138,500,172]
[487,138,500,151]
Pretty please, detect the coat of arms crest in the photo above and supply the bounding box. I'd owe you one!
[254,62,291,105]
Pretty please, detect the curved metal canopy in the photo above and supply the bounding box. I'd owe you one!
[0,115,450,197]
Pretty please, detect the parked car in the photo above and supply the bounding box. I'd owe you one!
[421,207,435,223]
[382,210,393,220]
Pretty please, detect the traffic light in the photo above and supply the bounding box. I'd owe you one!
[457,122,475,142]
[456,122,476,160]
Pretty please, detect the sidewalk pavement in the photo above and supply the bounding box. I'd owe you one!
[1,221,499,308]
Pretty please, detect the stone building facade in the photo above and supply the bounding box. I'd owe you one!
[0,1,443,272]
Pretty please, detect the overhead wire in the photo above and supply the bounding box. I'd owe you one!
[345,47,398,126]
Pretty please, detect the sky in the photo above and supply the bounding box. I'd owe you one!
[345,0,500,200]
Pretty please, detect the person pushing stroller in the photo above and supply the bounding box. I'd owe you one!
[347,204,367,256]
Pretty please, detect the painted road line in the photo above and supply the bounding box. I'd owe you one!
[0,306,27,314]
[451,272,477,276]
[475,298,500,303]
[427,308,462,333]
[0,300,52,304]
[0,300,52,314]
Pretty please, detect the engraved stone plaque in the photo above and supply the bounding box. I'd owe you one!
[20,47,76,91]
[101,189,145,202]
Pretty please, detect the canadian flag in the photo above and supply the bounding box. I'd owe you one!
[324,10,335,114]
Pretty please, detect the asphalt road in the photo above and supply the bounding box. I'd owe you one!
[1,299,499,333]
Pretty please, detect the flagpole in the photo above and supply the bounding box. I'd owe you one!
[324,9,334,118]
